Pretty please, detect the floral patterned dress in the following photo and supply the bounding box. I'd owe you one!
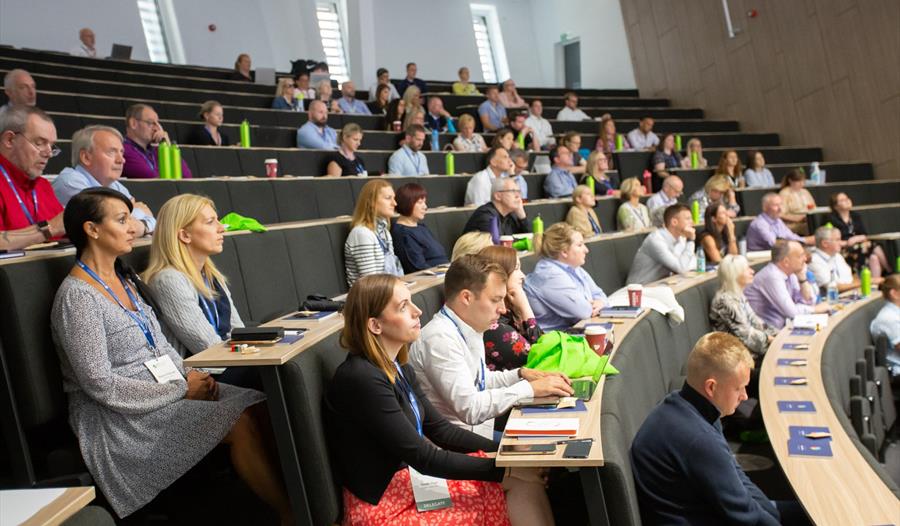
[483,313,543,371]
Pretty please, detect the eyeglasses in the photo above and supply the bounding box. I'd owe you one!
[137,118,161,128]
[498,189,521,194]
[14,132,61,158]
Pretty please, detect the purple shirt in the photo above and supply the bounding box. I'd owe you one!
[745,213,802,251]
[122,138,193,179]
[744,263,813,329]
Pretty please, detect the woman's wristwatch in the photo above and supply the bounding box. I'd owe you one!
[36,220,52,241]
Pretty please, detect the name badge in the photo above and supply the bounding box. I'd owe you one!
[408,467,452,512]
[144,355,183,384]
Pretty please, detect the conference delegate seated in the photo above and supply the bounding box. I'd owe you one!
[367,67,401,102]
[314,79,342,114]
[828,192,891,277]
[745,193,813,250]
[744,240,830,329]
[452,66,481,95]
[391,183,449,273]
[403,107,426,133]
[296,100,338,150]
[697,201,738,264]
[398,62,428,95]
[0,106,65,250]
[367,84,391,115]
[271,77,301,111]
[626,204,697,285]
[323,123,367,176]
[508,112,539,152]
[581,150,617,197]
[594,115,629,168]
[559,132,587,175]
[229,53,253,82]
[688,174,740,218]
[679,138,708,169]
[53,125,156,237]
[479,246,544,371]
[556,92,591,122]
[870,275,900,374]
[626,116,659,151]
[387,124,429,176]
[616,177,651,232]
[462,177,530,237]
[650,133,682,192]
[465,146,511,206]
[498,79,527,109]
[709,255,776,359]
[491,127,515,151]
[452,114,488,152]
[122,103,192,179]
[451,231,494,261]
[743,150,774,188]
[566,184,603,237]
[337,81,371,115]
[384,98,406,131]
[423,96,451,133]
[646,175,683,227]
[543,145,578,198]
[713,149,745,188]
[509,148,530,197]
[631,333,784,526]
[479,86,508,132]
[524,99,554,150]
[184,100,231,146]
[778,169,816,235]
[50,188,289,522]
[808,225,859,293]
[524,222,608,330]
[344,180,404,287]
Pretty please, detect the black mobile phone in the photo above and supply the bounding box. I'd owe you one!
[562,439,593,459]
[500,443,557,455]
[516,396,560,408]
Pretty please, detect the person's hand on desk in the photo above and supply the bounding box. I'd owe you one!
[186,370,219,401]
[520,368,574,398]
[590,299,605,317]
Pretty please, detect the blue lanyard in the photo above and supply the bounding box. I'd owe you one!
[395,361,423,436]
[76,260,157,351]
[440,307,486,391]
[588,213,602,234]
[126,138,156,171]
[0,164,38,225]
[198,275,220,332]
[403,147,422,173]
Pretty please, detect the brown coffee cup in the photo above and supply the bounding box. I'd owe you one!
[585,325,608,356]
[627,284,643,308]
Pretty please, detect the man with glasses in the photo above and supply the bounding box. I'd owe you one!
[462,176,530,237]
[543,145,578,198]
[647,175,684,227]
[0,106,65,250]
[122,104,192,179]
[465,146,511,206]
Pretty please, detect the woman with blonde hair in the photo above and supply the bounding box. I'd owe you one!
[451,231,493,261]
[709,255,775,359]
[616,177,651,232]
[324,123,367,177]
[452,113,488,152]
[679,138,708,169]
[581,150,618,196]
[186,100,230,146]
[271,77,300,111]
[778,168,816,235]
[566,185,603,237]
[344,180,403,286]
[401,84,422,115]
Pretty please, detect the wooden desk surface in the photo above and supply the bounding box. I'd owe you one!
[759,295,900,526]
[1,486,96,526]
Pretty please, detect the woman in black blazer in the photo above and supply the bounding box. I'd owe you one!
[185,100,231,146]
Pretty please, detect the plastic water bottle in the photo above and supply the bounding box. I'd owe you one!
[532,214,544,254]
[861,266,872,297]
[809,162,821,185]
[691,200,701,224]
[827,270,839,303]
[642,169,652,194]
[615,134,624,151]
[690,151,699,169]
[431,129,440,151]
[696,247,706,273]
[445,151,455,175]
[675,134,682,151]
[806,269,819,304]
[446,117,457,134]
[239,119,251,148]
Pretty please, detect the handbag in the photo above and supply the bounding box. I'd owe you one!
[300,294,345,312]
[525,331,619,381]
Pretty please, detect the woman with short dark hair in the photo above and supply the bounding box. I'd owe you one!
[391,183,449,273]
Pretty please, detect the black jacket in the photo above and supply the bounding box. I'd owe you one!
[462,202,530,237]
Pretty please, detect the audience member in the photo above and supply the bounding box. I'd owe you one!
[185,100,230,146]
[344,180,403,286]
[391,183,449,273]
[689,174,740,218]
[698,202,738,264]
[679,137,708,169]
[324,123,367,176]
[366,67,400,102]
[401,85,423,116]
[402,106,426,133]
[778,169,815,235]
[50,187,288,521]
[509,148,530,197]
[524,99,555,150]
[384,98,406,132]
[366,84,391,115]
[559,131,587,175]
[0,106,64,249]
[566,185,602,237]
[71,28,97,57]
[631,332,783,526]
[452,66,481,95]
[323,274,511,524]
[709,256,776,359]
[451,114,488,152]
[627,204,697,284]
[508,111,539,151]
[544,145,578,198]
[524,222,608,330]
[462,177,529,237]
[337,81,371,114]
[556,92,591,121]
[122,103,192,179]
[397,62,428,95]
[647,174,683,227]
[424,96,451,132]
[582,151,618,197]
[388,124,429,176]
[746,193,813,250]
[743,150,774,187]
[616,177,651,232]
[54,125,155,237]
[465,146,510,206]
[714,149,745,188]
[595,116,628,169]
[1,69,37,113]
[479,86,508,132]
[272,78,301,111]
[498,79,527,109]
[828,192,891,277]
[451,231,494,261]
[870,275,900,374]
[626,116,659,151]
[293,71,316,101]
[315,79,341,113]
[808,225,860,293]
[479,246,543,371]
[650,133,682,192]
[229,53,253,82]
[491,127,515,151]
[296,100,338,150]
[744,240,830,329]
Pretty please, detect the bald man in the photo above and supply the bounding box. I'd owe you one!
[71,28,97,57]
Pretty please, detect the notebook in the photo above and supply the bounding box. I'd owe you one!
[505,418,580,437]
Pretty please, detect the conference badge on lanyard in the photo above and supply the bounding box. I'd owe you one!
[409,467,453,512]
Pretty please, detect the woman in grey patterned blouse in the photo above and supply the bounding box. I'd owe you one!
[709,254,777,359]
[50,188,290,522]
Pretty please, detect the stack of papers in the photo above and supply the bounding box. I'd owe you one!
[505,418,580,437]
[792,314,829,329]
[787,426,833,457]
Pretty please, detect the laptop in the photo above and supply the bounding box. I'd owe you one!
[254,67,276,85]
[110,44,132,60]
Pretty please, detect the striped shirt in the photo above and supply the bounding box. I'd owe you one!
[344,219,402,286]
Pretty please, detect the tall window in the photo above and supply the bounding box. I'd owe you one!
[316,1,350,84]
[470,4,510,84]
[136,0,170,63]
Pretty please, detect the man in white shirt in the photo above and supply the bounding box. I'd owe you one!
[808,225,858,292]
[367,67,400,102]
[556,92,591,121]
[70,28,97,58]
[647,175,683,227]
[524,99,554,150]
[409,254,573,438]
[387,124,429,175]
[627,203,697,284]
[627,116,660,151]
[465,147,510,206]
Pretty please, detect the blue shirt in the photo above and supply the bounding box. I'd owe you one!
[296,121,338,149]
[543,167,578,198]
[524,258,607,330]
[743,263,813,329]
[478,100,507,130]
[870,302,900,374]
[744,167,775,188]
[337,97,372,115]
[512,173,528,198]
[387,146,429,176]
[52,166,156,232]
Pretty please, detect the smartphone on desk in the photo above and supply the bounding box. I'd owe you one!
[500,443,557,455]
[562,439,593,459]
[515,396,560,408]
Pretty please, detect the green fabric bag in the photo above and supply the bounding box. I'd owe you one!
[526,330,619,381]
[220,212,268,233]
